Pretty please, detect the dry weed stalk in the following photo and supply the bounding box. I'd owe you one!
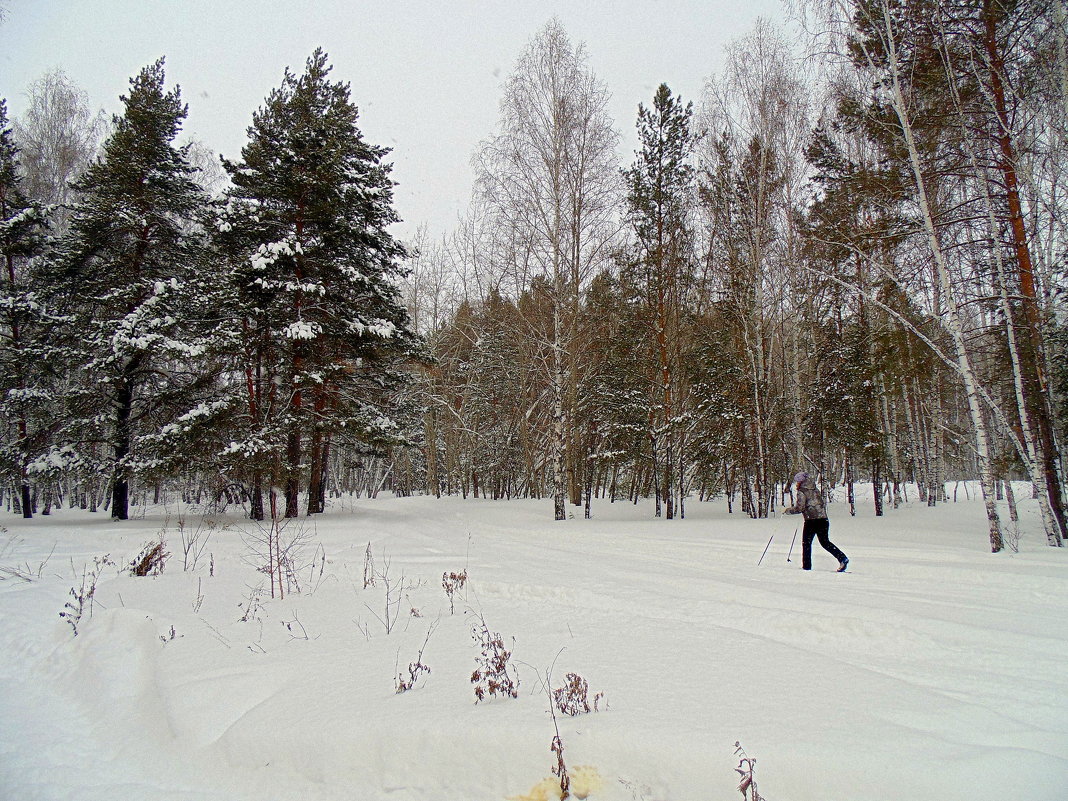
[362,541,375,588]
[0,536,56,582]
[734,741,767,801]
[442,568,467,614]
[238,585,265,622]
[553,672,604,717]
[470,613,519,702]
[59,554,114,635]
[396,621,437,693]
[130,539,168,576]
[551,734,570,799]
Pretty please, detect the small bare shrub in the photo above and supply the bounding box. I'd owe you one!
[442,568,467,614]
[59,554,114,635]
[471,613,519,702]
[0,537,56,582]
[544,660,585,798]
[735,741,767,801]
[364,551,422,634]
[515,656,604,801]
[1005,524,1022,554]
[238,585,266,623]
[241,518,316,599]
[178,515,225,571]
[130,539,168,576]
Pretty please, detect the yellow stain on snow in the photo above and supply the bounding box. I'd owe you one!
[507,765,603,801]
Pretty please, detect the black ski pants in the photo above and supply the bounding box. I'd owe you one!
[802,518,846,570]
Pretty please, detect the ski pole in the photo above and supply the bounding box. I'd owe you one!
[786,526,798,563]
[757,535,774,566]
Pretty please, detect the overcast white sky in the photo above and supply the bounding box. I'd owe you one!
[1,0,791,240]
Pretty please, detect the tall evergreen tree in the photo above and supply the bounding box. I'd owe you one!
[219,48,421,518]
[0,100,48,516]
[623,83,697,519]
[48,59,211,520]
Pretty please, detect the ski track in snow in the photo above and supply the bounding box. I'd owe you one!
[1,490,1067,800]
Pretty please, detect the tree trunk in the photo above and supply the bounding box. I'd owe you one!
[317,436,330,512]
[250,474,265,521]
[111,361,138,521]
[881,0,1001,550]
[981,1,1067,544]
[5,250,32,520]
[872,456,884,517]
[306,388,328,515]
[845,452,856,517]
[552,186,567,522]
[934,10,1064,547]
[284,425,300,518]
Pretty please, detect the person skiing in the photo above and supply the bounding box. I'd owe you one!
[786,471,848,572]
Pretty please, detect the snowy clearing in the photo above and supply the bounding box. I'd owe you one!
[1,488,1066,801]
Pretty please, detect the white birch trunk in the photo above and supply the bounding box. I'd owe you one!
[1056,1,1068,119]
[880,385,902,509]
[975,144,1061,545]
[552,208,567,521]
[880,1,1003,551]
[935,11,1063,547]
[904,380,926,503]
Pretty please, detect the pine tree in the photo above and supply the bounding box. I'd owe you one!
[579,270,658,503]
[219,48,421,518]
[48,60,211,520]
[802,110,914,514]
[623,84,697,519]
[0,100,48,516]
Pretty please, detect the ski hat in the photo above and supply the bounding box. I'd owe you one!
[793,471,809,485]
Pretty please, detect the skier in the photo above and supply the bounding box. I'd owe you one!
[786,472,849,572]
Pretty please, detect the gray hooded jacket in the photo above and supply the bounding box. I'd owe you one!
[788,475,827,520]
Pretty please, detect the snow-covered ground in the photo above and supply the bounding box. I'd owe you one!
[1,487,1066,801]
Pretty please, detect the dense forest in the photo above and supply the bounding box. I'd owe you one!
[1,1,1066,553]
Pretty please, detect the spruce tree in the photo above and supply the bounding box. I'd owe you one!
[48,60,211,520]
[219,49,420,518]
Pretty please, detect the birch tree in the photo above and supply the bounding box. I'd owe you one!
[829,0,1006,550]
[697,21,811,518]
[929,0,1066,545]
[475,19,619,520]
[13,70,105,232]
